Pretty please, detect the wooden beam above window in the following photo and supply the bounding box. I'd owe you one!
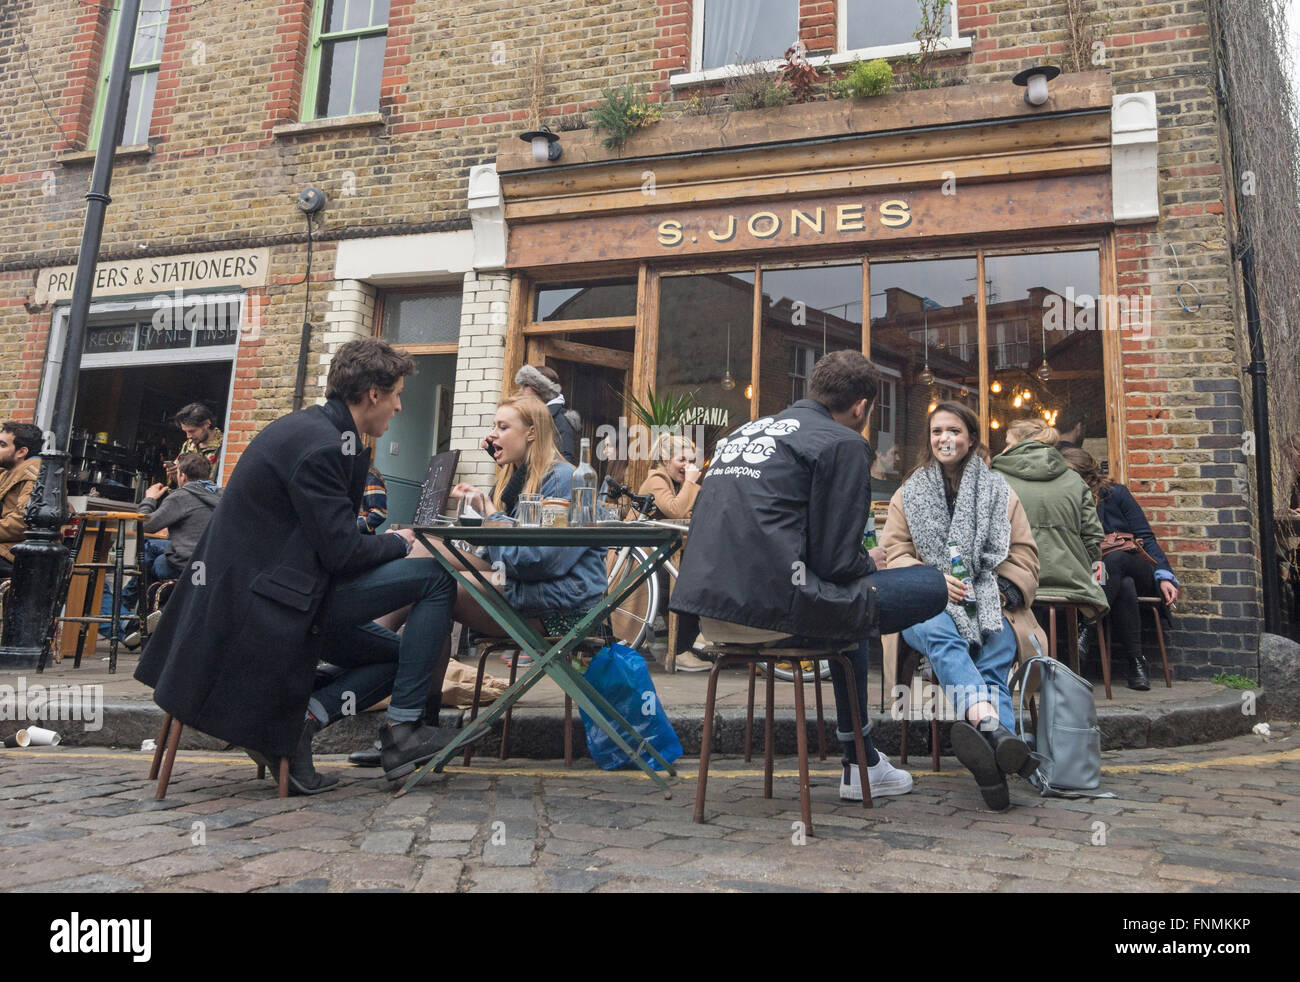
[523,316,637,335]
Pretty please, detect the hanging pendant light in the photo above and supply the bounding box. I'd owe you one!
[721,322,736,390]
[991,380,1002,395]
[918,309,935,386]
[1036,317,1052,381]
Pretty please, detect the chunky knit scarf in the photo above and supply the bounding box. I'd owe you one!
[899,455,1011,644]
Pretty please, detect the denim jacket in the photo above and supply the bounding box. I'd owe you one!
[486,460,607,616]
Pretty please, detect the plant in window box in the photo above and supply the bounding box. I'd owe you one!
[831,58,894,99]
[777,43,829,104]
[724,59,792,112]
[590,85,663,150]
[908,0,951,90]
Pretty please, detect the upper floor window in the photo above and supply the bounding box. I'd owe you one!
[89,0,171,149]
[303,1,390,120]
[841,0,957,55]
[697,0,798,72]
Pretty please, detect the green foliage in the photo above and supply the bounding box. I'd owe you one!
[908,0,951,89]
[624,388,699,429]
[1211,672,1257,689]
[835,58,894,99]
[589,85,663,150]
[725,61,792,112]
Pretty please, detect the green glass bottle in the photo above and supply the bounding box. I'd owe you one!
[948,540,978,618]
[861,512,878,552]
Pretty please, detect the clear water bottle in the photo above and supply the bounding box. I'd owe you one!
[947,540,978,618]
[569,437,597,527]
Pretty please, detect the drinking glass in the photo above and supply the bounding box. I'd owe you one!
[518,493,543,528]
[457,491,487,526]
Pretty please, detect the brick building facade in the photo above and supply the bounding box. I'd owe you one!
[0,1,1274,676]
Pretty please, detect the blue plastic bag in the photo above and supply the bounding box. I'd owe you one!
[578,643,682,771]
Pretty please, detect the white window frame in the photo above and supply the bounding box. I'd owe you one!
[673,0,971,88]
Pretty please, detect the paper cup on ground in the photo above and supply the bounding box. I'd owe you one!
[3,730,30,748]
[24,727,60,746]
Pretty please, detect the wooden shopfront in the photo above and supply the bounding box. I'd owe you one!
[494,72,1128,493]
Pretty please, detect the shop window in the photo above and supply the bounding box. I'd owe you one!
[303,0,390,120]
[983,250,1107,465]
[757,264,863,418]
[381,289,462,348]
[535,279,637,321]
[696,0,799,72]
[89,0,171,149]
[869,258,979,477]
[82,299,241,355]
[841,0,959,55]
[657,272,755,456]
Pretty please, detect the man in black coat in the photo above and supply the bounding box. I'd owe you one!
[136,338,458,792]
[515,364,579,464]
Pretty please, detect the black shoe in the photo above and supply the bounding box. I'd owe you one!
[348,739,383,767]
[951,721,1010,811]
[979,718,1038,779]
[283,719,338,795]
[379,720,457,781]
[1127,656,1151,691]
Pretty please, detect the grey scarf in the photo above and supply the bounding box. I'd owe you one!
[899,456,1011,643]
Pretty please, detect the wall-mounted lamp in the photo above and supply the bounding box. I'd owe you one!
[520,125,562,162]
[1012,64,1060,107]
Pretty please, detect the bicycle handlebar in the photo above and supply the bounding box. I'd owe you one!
[600,477,659,519]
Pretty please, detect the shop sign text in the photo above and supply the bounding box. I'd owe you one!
[657,201,912,248]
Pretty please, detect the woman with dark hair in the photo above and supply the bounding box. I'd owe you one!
[881,402,1047,811]
[1061,448,1179,690]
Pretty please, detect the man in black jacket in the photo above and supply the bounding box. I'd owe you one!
[515,364,578,464]
[671,349,947,801]
[136,338,457,792]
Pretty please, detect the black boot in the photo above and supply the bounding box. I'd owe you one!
[348,739,383,767]
[284,718,339,795]
[380,720,456,781]
[950,721,1010,811]
[1127,656,1151,691]
[979,718,1040,779]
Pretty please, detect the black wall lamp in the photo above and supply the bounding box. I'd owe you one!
[520,125,562,162]
[1012,64,1060,107]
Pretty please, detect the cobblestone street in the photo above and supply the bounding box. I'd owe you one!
[2,727,1297,893]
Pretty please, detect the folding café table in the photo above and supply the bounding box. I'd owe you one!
[398,522,683,796]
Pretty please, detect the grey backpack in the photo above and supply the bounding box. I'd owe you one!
[1011,644,1114,798]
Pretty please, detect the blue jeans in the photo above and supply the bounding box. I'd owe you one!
[308,556,456,726]
[903,611,1019,730]
[100,540,180,638]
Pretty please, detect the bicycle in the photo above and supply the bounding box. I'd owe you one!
[601,478,679,650]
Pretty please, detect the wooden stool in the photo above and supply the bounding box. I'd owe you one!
[1137,597,1174,687]
[1034,597,1113,699]
[147,713,289,800]
[743,660,832,762]
[694,645,872,836]
[895,638,942,773]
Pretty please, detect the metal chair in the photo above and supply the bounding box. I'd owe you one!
[742,660,833,762]
[694,643,873,836]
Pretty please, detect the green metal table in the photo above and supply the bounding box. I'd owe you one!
[398,522,684,796]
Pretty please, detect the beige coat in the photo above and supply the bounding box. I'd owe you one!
[880,486,1048,700]
[638,467,700,520]
[0,456,39,562]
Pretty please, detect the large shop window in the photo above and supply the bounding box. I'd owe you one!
[89,0,171,149]
[698,0,798,71]
[869,257,979,499]
[304,0,390,120]
[983,250,1107,466]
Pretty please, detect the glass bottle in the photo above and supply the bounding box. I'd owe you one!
[569,437,597,527]
[948,540,978,618]
[861,512,877,552]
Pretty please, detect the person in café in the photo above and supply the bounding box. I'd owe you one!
[671,350,949,801]
[136,338,460,792]
[0,421,42,580]
[883,402,1047,812]
[638,433,707,671]
[164,403,223,485]
[1053,407,1088,452]
[514,364,579,465]
[869,441,902,500]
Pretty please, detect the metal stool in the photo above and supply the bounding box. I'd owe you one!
[147,713,289,800]
[1034,596,1113,699]
[695,644,872,836]
[742,659,832,762]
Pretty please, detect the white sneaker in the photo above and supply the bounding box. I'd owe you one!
[840,754,914,801]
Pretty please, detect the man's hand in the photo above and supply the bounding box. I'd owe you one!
[145,483,168,501]
[868,545,887,569]
[1160,579,1179,607]
[943,573,970,605]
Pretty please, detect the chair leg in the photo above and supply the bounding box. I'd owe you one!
[465,645,492,768]
[833,653,873,810]
[1048,606,1058,662]
[744,662,757,762]
[1150,606,1172,687]
[277,757,289,798]
[1067,606,1080,675]
[1098,619,1113,700]
[813,664,827,761]
[154,718,183,800]
[930,718,940,773]
[694,657,727,824]
[563,694,573,768]
[764,659,776,800]
[791,661,813,836]
[500,647,521,761]
[148,713,172,781]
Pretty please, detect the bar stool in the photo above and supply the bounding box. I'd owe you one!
[54,512,149,674]
[1033,596,1113,699]
[147,713,289,800]
[895,637,942,773]
[742,660,832,762]
[1136,597,1174,687]
[694,644,873,836]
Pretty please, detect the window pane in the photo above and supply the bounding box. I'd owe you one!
[133,0,170,65]
[757,264,862,418]
[657,272,755,458]
[85,323,137,355]
[983,251,1107,465]
[353,33,387,113]
[120,70,157,146]
[869,258,980,497]
[317,38,359,118]
[382,292,463,345]
[325,0,388,32]
[536,279,637,320]
[195,302,242,347]
[702,0,798,70]
[846,0,929,51]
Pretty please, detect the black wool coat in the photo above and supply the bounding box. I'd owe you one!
[135,398,406,757]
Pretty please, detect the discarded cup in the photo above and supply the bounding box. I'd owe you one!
[4,730,30,749]
[140,739,157,752]
[25,726,61,747]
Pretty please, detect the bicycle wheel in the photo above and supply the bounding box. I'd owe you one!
[606,546,660,649]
